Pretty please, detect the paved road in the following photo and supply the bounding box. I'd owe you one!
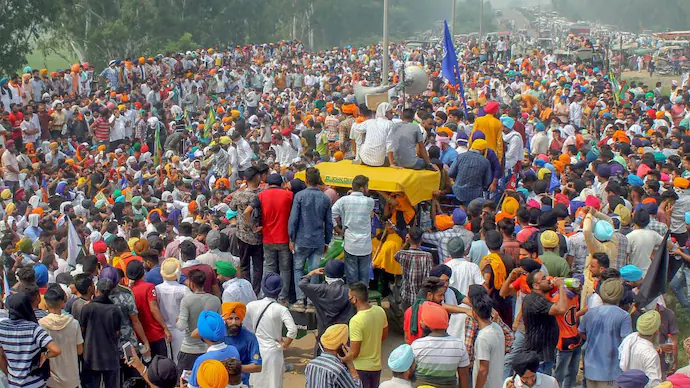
[501,7,536,36]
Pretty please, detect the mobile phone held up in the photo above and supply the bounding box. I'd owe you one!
[122,343,136,363]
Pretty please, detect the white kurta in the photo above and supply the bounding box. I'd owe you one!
[155,280,192,362]
[245,297,298,388]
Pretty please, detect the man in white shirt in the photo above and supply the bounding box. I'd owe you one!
[21,111,40,145]
[155,258,192,363]
[503,352,559,388]
[568,93,584,128]
[109,108,126,145]
[618,310,662,388]
[352,103,394,167]
[626,209,664,274]
[216,261,256,329]
[1,139,20,193]
[445,237,484,341]
[471,286,505,388]
[231,132,253,178]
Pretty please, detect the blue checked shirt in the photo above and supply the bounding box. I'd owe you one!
[331,192,375,256]
[448,150,492,203]
[289,187,333,249]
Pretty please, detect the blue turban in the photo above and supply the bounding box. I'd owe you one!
[324,260,345,279]
[196,311,226,342]
[226,209,237,220]
[388,344,415,372]
[452,208,467,225]
[535,122,546,132]
[615,369,649,388]
[620,265,643,282]
[500,116,515,129]
[471,130,486,142]
[115,195,125,203]
[99,265,120,285]
[34,264,49,287]
[0,78,8,86]
[628,175,643,187]
[593,220,614,242]
[535,159,546,168]
[261,273,282,298]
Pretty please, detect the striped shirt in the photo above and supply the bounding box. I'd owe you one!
[331,192,375,256]
[305,353,362,388]
[411,334,470,388]
[92,117,110,142]
[0,319,53,388]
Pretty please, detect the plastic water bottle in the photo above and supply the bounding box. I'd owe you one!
[564,278,581,288]
[665,335,675,366]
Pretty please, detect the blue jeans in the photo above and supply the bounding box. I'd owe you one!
[504,330,526,380]
[670,265,690,311]
[344,251,371,284]
[539,361,554,376]
[554,347,582,388]
[294,245,322,302]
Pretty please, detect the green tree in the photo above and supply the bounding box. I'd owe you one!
[0,0,60,73]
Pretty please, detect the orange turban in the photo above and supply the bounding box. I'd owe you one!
[558,154,571,165]
[216,178,230,189]
[674,177,690,189]
[342,103,357,115]
[420,301,449,330]
[553,160,565,174]
[437,127,454,137]
[612,130,630,144]
[32,208,44,216]
[333,151,344,161]
[221,302,247,321]
[188,200,198,213]
[642,197,657,205]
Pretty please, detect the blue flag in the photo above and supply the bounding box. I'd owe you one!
[441,20,468,119]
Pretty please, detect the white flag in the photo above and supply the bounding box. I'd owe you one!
[67,218,83,267]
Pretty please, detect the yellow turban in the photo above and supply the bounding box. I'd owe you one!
[470,139,488,152]
[49,142,59,150]
[501,197,519,216]
[65,159,75,166]
[540,230,559,249]
[614,204,632,227]
[656,383,673,388]
[538,168,551,180]
[117,104,126,111]
[77,177,87,187]
[5,203,16,215]
[221,302,246,321]
[219,136,232,145]
[197,360,229,388]
[637,310,661,336]
[231,110,241,118]
[320,324,349,350]
[0,189,11,200]
[98,145,106,152]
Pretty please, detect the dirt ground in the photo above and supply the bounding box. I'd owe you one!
[282,328,403,387]
[621,70,684,93]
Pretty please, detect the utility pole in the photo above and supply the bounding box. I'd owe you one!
[451,0,457,38]
[382,0,390,85]
[479,0,484,42]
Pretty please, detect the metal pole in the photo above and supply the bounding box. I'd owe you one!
[451,0,456,38]
[479,0,484,43]
[618,34,622,79]
[382,0,390,86]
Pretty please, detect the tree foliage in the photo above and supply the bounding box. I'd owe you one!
[0,0,60,74]
[33,0,497,70]
[551,0,690,32]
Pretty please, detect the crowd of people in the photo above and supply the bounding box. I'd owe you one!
[0,33,689,388]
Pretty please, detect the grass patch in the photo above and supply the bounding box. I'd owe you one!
[23,47,78,73]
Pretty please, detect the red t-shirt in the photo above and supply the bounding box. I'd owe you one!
[257,187,293,244]
[130,280,166,342]
[181,263,218,294]
[8,112,23,140]
[403,306,424,345]
[93,117,110,141]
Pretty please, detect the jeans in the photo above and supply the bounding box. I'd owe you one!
[554,347,582,388]
[344,251,371,284]
[539,361,554,376]
[357,370,381,388]
[263,243,292,301]
[504,330,526,380]
[238,239,264,296]
[670,265,690,311]
[294,245,322,302]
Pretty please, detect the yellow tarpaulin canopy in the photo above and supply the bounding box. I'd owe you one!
[296,161,440,205]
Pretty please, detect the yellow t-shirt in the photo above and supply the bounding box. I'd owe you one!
[350,305,388,371]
